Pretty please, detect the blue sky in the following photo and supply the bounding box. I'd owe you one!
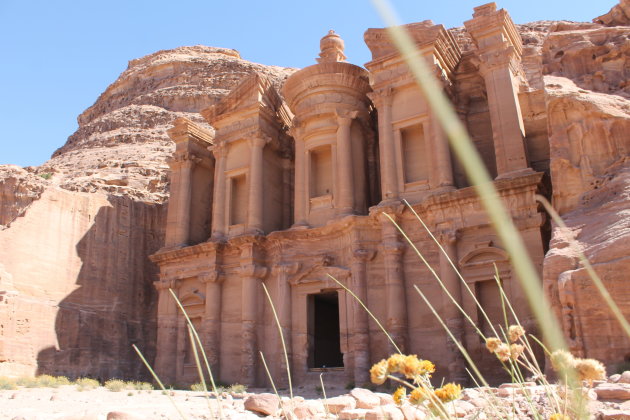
[0,0,616,167]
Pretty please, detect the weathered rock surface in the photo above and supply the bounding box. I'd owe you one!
[540,0,630,369]
[0,166,47,228]
[243,392,280,416]
[0,46,293,379]
[595,0,630,26]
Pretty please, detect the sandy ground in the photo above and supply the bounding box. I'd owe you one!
[0,385,344,420]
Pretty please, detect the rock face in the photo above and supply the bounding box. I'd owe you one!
[595,0,630,26]
[541,13,630,368]
[0,46,293,379]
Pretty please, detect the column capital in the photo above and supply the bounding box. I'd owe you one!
[271,262,301,276]
[367,87,393,108]
[352,248,376,262]
[210,142,228,159]
[239,263,268,279]
[335,109,359,126]
[153,278,181,291]
[168,152,202,169]
[477,44,521,76]
[438,229,460,246]
[381,241,405,256]
[199,270,224,284]
[248,135,270,149]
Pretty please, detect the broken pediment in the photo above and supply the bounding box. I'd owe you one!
[200,73,292,130]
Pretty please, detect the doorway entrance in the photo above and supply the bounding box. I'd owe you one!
[308,291,343,369]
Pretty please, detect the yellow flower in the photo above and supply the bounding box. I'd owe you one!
[485,337,502,353]
[387,354,405,374]
[417,359,436,376]
[549,414,571,420]
[370,359,388,385]
[510,343,525,360]
[409,387,429,405]
[393,386,407,406]
[508,325,526,343]
[575,358,606,383]
[434,383,462,402]
[495,343,511,362]
[402,354,422,379]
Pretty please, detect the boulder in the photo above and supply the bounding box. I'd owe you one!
[244,392,280,416]
[350,388,381,409]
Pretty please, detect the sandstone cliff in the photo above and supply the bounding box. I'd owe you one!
[541,3,630,369]
[0,46,293,378]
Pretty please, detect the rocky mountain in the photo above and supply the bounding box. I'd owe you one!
[0,46,293,378]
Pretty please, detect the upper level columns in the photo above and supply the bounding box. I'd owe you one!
[336,111,358,216]
[165,117,214,247]
[211,144,227,239]
[369,89,398,202]
[465,3,532,178]
[292,128,308,228]
[166,154,199,247]
[247,136,267,233]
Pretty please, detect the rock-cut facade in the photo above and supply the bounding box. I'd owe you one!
[151,3,550,387]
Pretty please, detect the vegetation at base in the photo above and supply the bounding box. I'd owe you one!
[38,172,52,180]
[104,379,129,392]
[0,376,17,390]
[75,377,100,391]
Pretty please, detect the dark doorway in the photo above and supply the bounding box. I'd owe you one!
[308,292,343,368]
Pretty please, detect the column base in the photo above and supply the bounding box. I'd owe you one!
[495,167,535,180]
[290,222,309,230]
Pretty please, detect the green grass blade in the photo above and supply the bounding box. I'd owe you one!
[169,288,224,419]
[536,195,630,338]
[132,344,188,420]
[188,325,216,419]
[327,273,401,354]
[261,282,294,400]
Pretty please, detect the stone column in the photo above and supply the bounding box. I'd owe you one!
[211,144,227,239]
[200,271,223,379]
[351,247,375,385]
[176,316,187,380]
[166,154,198,247]
[271,263,298,388]
[369,89,398,201]
[438,229,467,383]
[239,263,268,386]
[154,279,179,384]
[247,136,266,234]
[379,213,408,353]
[465,5,531,178]
[478,50,530,177]
[292,132,308,227]
[430,111,454,189]
[336,111,357,216]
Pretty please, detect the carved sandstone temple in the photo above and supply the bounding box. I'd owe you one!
[150,3,548,387]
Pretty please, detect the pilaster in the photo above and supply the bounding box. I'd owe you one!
[351,246,376,385]
[247,136,268,234]
[238,242,268,386]
[379,213,408,354]
[464,3,532,178]
[270,262,300,387]
[153,278,180,384]
[211,143,228,239]
[369,88,399,202]
[199,270,224,378]
[438,228,467,383]
[336,110,358,216]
